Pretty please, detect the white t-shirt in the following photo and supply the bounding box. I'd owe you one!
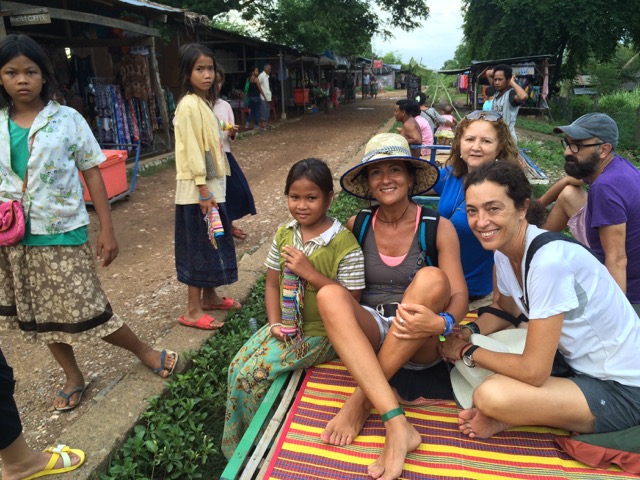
[496,225,640,386]
[258,71,272,102]
[213,99,234,153]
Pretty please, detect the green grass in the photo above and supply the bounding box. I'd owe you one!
[516,117,556,136]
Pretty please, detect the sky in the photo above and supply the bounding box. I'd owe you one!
[371,0,465,70]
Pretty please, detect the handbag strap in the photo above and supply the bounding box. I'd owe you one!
[19,135,35,201]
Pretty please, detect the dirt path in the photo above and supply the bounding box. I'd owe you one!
[0,91,402,466]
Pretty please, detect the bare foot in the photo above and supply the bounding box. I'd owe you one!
[458,408,512,438]
[367,416,421,480]
[321,395,371,446]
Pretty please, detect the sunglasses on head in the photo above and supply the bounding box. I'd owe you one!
[465,111,503,121]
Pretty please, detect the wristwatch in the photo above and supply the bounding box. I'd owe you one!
[462,345,481,368]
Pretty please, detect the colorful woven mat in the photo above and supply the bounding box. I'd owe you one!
[264,360,636,480]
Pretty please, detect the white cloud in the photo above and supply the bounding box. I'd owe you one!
[372,0,464,70]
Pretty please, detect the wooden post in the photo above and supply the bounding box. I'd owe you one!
[148,36,172,151]
[279,50,287,120]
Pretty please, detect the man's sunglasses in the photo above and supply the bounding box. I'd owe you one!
[465,111,503,121]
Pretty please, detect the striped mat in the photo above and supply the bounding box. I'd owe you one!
[264,360,636,480]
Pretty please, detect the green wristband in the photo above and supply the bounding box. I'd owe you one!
[380,406,404,423]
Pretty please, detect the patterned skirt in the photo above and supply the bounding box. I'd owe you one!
[222,324,336,459]
[174,203,238,288]
[0,243,124,345]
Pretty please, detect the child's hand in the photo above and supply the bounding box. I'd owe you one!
[96,227,119,267]
[281,245,314,279]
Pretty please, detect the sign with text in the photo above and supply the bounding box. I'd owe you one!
[373,60,383,69]
[9,10,51,26]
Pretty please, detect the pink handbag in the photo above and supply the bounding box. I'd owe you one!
[0,155,29,247]
[0,199,26,246]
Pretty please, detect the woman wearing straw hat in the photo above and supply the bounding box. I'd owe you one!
[440,161,640,440]
[317,133,467,479]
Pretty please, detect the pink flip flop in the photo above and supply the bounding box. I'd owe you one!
[201,297,241,311]
[178,314,224,330]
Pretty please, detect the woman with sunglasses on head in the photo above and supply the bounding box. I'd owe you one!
[430,111,521,302]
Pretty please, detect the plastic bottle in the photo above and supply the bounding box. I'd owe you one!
[248,317,258,333]
[219,120,234,131]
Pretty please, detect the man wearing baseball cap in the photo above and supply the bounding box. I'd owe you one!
[539,112,640,312]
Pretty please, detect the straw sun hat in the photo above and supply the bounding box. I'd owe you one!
[451,329,527,409]
[340,133,440,200]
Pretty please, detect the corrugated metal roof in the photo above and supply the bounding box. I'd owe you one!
[117,0,184,13]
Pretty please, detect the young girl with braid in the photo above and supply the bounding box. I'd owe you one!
[222,158,365,458]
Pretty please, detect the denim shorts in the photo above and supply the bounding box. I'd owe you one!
[570,374,640,433]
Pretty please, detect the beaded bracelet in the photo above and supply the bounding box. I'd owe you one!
[199,192,213,201]
[269,322,284,333]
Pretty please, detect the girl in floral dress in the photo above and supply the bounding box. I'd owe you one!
[0,34,177,412]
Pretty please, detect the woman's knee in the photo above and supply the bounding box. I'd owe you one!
[317,284,351,316]
[473,375,512,414]
[409,266,451,301]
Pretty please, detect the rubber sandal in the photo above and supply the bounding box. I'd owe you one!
[201,297,241,311]
[152,349,179,377]
[54,383,89,412]
[22,444,85,479]
[178,313,224,330]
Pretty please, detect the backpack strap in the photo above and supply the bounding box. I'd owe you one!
[523,232,592,312]
[352,206,378,247]
[418,205,439,267]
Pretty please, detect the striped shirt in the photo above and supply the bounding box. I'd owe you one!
[265,219,365,291]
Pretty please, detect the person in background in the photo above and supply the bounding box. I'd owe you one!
[406,99,434,158]
[370,75,378,99]
[245,67,265,130]
[222,158,365,458]
[434,104,457,145]
[416,92,455,134]
[174,43,240,331]
[487,64,527,143]
[362,71,371,98]
[394,99,423,157]
[538,113,640,313]
[214,66,256,242]
[440,161,640,441]
[482,86,495,111]
[0,34,177,413]
[258,64,272,129]
[430,111,520,302]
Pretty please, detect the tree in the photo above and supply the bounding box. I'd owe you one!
[163,0,429,54]
[441,42,472,70]
[380,51,404,65]
[461,0,640,86]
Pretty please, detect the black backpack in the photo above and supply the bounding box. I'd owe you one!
[352,205,440,268]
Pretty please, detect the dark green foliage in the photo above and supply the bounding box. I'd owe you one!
[163,0,429,55]
[329,191,366,224]
[461,0,640,85]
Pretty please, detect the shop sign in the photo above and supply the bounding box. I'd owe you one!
[9,10,51,26]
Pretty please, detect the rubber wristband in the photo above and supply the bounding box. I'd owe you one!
[461,322,480,335]
[380,407,404,423]
[199,192,213,201]
[459,342,473,360]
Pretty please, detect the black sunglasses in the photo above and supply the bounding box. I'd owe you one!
[465,110,503,121]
